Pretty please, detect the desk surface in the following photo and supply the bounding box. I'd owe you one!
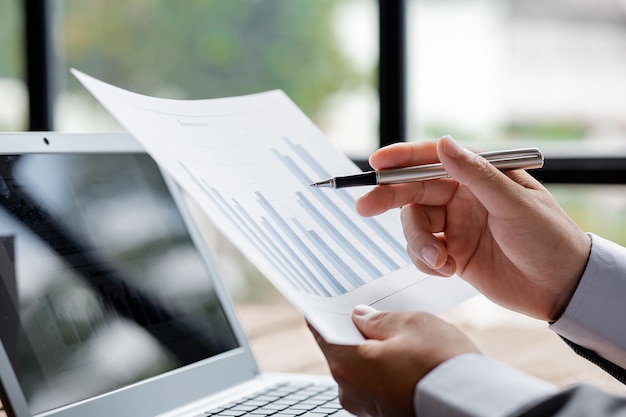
[1,300,624,416]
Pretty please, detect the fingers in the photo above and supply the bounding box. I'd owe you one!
[358,136,545,218]
[356,179,458,217]
[399,204,456,275]
[351,306,410,342]
[368,140,439,170]
[310,306,402,345]
[437,135,541,219]
[357,140,458,217]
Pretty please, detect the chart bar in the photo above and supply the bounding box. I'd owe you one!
[256,192,340,297]
[232,201,314,294]
[293,219,364,291]
[257,217,321,295]
[202,184,284,275]
[292,220,349,295]
[203,182,312,294]
[296,191,381,279]
[283,136,330,179]
[282,136,360,207]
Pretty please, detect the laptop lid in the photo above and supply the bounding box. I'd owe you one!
[0,132,261,417]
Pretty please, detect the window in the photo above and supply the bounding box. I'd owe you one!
[0,0,26,131]
[407,0,626,247]
[549,184,626,246]
[56,0,379,158]
[408,0,626,152]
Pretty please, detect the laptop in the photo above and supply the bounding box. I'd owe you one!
[0,132,353,417]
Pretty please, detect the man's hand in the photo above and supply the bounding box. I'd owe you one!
[356,136,591,321]
[310,306,479,417]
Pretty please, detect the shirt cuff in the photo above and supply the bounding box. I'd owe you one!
[415,353,556,417]
[550,234,626,369]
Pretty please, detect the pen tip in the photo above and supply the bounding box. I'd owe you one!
[310,179,333,188]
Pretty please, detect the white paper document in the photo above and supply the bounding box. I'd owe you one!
[73,70,475,344]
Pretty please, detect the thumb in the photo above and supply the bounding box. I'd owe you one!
[352,305,396,341]
[437,135,530,217]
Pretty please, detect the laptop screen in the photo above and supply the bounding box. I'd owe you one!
[0,152,239,414]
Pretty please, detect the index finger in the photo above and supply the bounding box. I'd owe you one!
[369,140,440,170]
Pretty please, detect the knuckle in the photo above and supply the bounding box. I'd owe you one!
[357,343,381,363]
[465,153,497,188]
[473,154,493,176]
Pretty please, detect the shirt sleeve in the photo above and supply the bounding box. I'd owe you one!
[415,353,557,417]
[550,233,626,369]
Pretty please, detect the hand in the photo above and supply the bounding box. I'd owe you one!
[356,136,591,321]
[310,305,479,417]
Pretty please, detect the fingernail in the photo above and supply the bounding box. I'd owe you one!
[420,245,440,268]
[441,135,475,160]
[353,305,378,317]
[441,135,463,158]
[438,260,455,277]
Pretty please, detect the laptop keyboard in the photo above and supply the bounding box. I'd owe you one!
[196,381,352,416]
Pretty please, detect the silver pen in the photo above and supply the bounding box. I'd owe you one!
[310,148,544,189]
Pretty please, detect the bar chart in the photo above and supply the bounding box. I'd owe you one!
[180,136,411,298]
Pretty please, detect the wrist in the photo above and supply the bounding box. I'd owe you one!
[548,232,592,321]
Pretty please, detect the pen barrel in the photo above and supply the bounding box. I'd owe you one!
[377,164,449,184]
[377,147,544,185]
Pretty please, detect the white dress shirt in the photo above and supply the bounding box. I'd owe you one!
[415,234,626,417]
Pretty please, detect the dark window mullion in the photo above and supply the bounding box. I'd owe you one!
[378,0,407,148]
[533,157,626,184]
[24,0,56,131]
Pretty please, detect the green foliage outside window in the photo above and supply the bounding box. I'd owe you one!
[62,0,364,117]
[0,1,21,79]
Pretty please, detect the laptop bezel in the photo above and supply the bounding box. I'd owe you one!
[0,132,261,417]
